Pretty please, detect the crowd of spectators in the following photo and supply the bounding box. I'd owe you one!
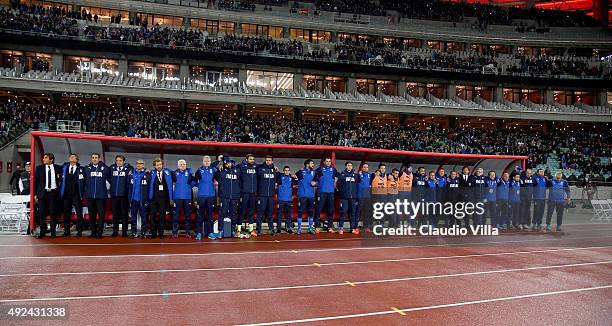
[3,100,609,179]
[1,6,608,79]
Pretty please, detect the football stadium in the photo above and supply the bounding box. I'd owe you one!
[0,0,611,324]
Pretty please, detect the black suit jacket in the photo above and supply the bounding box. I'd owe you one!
[459,174,475,199]
[34,164,62,199]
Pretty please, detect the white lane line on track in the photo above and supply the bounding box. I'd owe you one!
[0,245,609,278]
[239,284,612,325]
[0,235,611,260]
[0,224,610,246]
[0,261,610,303]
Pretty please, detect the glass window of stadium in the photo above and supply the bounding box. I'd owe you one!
[0,50,52,72]
[503,88,542,104]
[427,41,464,52]
[80,6,129,24]
[456,85,493,101]
[516,47,563,56]
[303,75,346,93]
[554,91,594,106]
[128,62,179,81]
[471,44,511,55]
[247,70,294,91]
[289,29,331,43]
[403,39,422,49]
[64,56,119,76]
[19,0,71,11]
[241,24,283,38]
[356,79,396,96]
[406,82,445,98]
[190,66,239,86]
[135,13,183,27]
[191,19,235,34]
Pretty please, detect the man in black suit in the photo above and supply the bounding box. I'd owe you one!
[34,153,62,238]
[60,154,85,237]
[458,166,475,227]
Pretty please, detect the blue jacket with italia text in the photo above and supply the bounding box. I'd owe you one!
[84,162,111,199]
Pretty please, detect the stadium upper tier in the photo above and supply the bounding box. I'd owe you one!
[0,7,610,82]
[1,67,610,122]
[4,1,611,48]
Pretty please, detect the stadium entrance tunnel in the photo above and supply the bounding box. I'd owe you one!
[29,131,526,232]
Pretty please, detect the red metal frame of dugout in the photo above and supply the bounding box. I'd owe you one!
[29,131,527,232]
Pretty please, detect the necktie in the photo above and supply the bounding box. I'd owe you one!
[47,166,52,189]
[70,166,74,174]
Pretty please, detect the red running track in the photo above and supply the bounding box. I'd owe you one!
[0,224,611,325]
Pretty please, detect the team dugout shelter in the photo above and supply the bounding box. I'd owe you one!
[29,131,527,232]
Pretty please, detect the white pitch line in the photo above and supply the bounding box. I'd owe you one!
[0,245,609,278]
[239,284,612,325]
[0,260,610,303]
[0,235,611,261]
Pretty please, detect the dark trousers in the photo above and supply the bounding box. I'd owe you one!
[172,199,192,234]
[520,199,532,225]
[277,200,292,230]
[256,196,274,233]
[357,197,372,229]
[371,194,386,227]
[485,201,497,226]
[87,198,106,236]
[509,201,521,227]
[497,200,509,226]
[38,190,60,235]
[130,200,148,235]
[316,192,335,229]
[149,199,168,236]
[196,196,215,236]
[533,199,546,226]
[339,198,357,231]
[111,196,129,235]
[546,201,565,227]
[220,198,239,233]
[62,195,83,234]
[297,197,314,230]
[240,193,256,224]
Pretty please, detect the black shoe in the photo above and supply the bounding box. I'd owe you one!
[269,229,276,236]
[286,228,294,234]
[129,233,136,239]
[139,234,146,239]
[276,229,283,234]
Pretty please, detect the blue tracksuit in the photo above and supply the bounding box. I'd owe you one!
[109,163,132,197]
[239,161,258,225]
[532,175,548,226]
[172,168,195,234]
[509,179,521,226]
[485,177,498,225]
[473,175,486,202]
[216,166,240,233]
[256,163,276,233]
[546,178,571,227]
[337,169,360,230]
[315,166,339,229]
[497,178,510,226]
[356,171,372,229]
[195,165,217,236]
[412,173,428,202]
[520,175,534,226]
[128,169,150,235]
[435,174,447,200]
[296,167,316,231]
[84,162,110,199]
[426,178,438,226]
[276,173,296,230]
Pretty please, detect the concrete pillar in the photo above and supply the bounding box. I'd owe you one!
[238,104,246,116]
[52,52,63,72]
[494,86,504,102]
[49,92,62,106]
[399,113,411,125]
[448,117,456,129]
[330,31,337,42]
[119,59,128,78]
[397,80,406,97]
[235,22,242,35]
[117,96,125,110]
[294,107,303,120]
[348,111,356,122]
[293,72,303,91]
[544,121,552,133]
[347,77,356,93]
[563,47,569,56]
[446,82,456,99]
[496,119,503,129]
[596,91,607,106]
[544,88,554,104]
[183,17,190,28]
[239,68,247,84]
[180,100,187,113]
[179,61,189,81]
[283,26,289,38]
